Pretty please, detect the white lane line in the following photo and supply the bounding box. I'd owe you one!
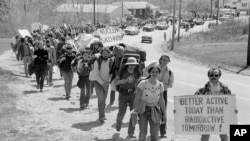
[174,80,250,102]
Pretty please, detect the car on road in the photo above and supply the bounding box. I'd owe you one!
[155,22,169,30]
[180,21,190,29]
[182,18,195,28]
[142,24,155,32]
[141,33,152,43]
[124,26,140,35]
[194,18,205,25]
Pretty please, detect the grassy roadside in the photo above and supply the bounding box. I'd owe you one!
[0,68,28,140]
[171,19,249,75]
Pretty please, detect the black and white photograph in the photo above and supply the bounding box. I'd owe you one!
[0,0,249,141]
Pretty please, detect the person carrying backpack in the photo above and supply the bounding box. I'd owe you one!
[109,45,125,105]
[115,57,141,138]
[57,43,76,100]
[72,48,91,109]
[18,37,32,77]
[33,41,49,92]
[92,47,113,123]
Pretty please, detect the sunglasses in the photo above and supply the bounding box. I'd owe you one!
[209,74,219,78]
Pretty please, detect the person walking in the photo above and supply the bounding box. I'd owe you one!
[17,37,32,77]
[58,43,76,100]
[56,36,67,79]
[45,39,56,86]
[34,41,49,92]
[109,45,125,105]
[194,67,234,141]
[132,65,166,141]
[92,47,113,123]
[158,55,174,138]
[73,49,91,109]
[143,55,174,138]
[115,57,141,138]
[163,32,166,41]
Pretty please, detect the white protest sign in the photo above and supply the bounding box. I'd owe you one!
[174,95,237,135]
[94,27,124,46]
[31,22,41,32]
[18,29,32,37]
[75,33,95,49]
[42,25,49,31]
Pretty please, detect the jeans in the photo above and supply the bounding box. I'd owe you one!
[61,70,74,96]
[160,91,168,135]
[116,92,135,135]
[94,81,109,119]
[79,75,91,107]
[35,64,47,90]
[110,80,116,104]
[201,134,228,141]
[47,63,53,84]
[90,81,95,95]
[139,108,160,141]
[23,56,31,76]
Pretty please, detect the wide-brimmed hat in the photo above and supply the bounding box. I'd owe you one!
[125,57,139,65]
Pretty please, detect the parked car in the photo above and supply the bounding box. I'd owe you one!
[142,24,155,32]
[141,33,152,43]
[155,22,169,30]
[124,26,140,35]
[180,22,190,29]
[183,18,195,28]
[194,18,205,25]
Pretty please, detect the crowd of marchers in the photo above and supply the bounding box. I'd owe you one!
[9,23,233,141]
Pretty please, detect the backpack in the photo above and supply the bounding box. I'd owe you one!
[76,58,91,76]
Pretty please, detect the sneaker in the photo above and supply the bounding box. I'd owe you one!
[37,85,40,90]
[116,123,122,132]
[109,102,114,106]
[66,95,70,100]
[99,118,105,124]
[160,134,167,138]
[80,106,85,110]
[49,82,53,86]
[40,89,43,92]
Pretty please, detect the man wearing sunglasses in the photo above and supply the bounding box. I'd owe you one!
[194,67,231,141]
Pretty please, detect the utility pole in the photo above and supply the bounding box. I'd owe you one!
[216,0,219,25]
[171,0,176,50]
[247,8,250,65]
[177,0,181,42]
[93,0,96,25]
[122,0,124,18]
[210,0,213,16]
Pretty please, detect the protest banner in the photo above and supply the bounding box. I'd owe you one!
[94,27,124,47]
[18,29,32,37]
[174,95,237,135]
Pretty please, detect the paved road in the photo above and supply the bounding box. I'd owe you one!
[121,21,250,140]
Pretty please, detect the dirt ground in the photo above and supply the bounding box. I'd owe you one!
[0,50,207,141]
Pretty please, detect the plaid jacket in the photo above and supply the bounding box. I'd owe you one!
[194,81,231,95]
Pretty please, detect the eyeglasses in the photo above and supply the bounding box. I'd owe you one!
[209,74,219,78]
